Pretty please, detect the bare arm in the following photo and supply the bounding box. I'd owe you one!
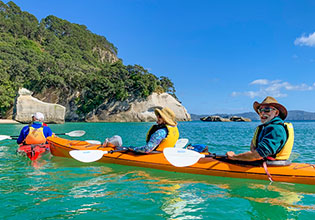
[226,150,263,161]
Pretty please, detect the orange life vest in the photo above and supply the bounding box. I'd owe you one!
[24,125,47,145]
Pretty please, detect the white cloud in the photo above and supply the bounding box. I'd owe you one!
[231,80,315,98]
[231,91,239,97]
[294,32,315,47]
[250,79,269,85]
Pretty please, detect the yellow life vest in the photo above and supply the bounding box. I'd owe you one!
[252,122,294,160]
[146,125,179,151]
[24,126,47,145]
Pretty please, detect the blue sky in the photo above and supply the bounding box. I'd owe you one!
[7,0,315,114]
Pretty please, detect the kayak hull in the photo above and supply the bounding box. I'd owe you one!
[47,136,315,185]
[17,143,50,161]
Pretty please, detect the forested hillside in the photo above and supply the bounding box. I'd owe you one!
[0,1,176,118]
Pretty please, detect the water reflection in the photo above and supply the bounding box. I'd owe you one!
[85,165,315,219]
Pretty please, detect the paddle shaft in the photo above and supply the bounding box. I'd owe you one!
[104,149,129,154]
[205,153,226,159]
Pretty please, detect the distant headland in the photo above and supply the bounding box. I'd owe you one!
[191,110,315,121]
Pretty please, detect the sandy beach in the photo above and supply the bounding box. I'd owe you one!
[0,119,19,124]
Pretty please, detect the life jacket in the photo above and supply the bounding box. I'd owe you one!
[252,122,294,160]
[24,125,47,145]
[146,124,179,151]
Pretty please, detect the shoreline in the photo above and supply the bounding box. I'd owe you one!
[0,119,20,124]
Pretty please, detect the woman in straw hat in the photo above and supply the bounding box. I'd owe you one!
[128,107,179,153]
[226,96,294,162]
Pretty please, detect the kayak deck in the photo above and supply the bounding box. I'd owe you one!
[47,136,315,185]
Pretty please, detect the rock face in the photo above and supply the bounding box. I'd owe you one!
[14,88,66,124]
[86,92,191,122]
[200,115,251,122]
[229,116,251,122]
[12,89,190,123]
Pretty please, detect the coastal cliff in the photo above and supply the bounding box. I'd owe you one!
[11,88,190,123]
[0,1,181,121]
[85,92,191,122]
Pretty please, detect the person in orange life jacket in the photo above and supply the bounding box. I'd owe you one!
[128,107,179,153]
[17,112,53,144]
[226,96,291,161]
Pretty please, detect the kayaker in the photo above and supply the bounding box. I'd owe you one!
[17,112,53,145]
[128,107,179,153]
[226,96,294,162]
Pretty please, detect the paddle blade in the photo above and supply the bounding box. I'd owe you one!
[289,152,300,162]
[85,140,102,145]
[69,150,106,163]
[0,135,12,141]
[65,130,86,137]
[163,148,205,167]
[174,138,189,148]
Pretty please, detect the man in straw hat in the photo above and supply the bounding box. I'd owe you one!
[128,107,179,153]
[226,96,294,162]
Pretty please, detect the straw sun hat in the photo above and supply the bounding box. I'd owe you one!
[253,96,287,120]
[154,107,177,126]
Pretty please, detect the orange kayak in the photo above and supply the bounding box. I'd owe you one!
[47,136,315,185]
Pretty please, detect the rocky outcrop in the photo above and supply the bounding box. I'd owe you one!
[200,116,230,122]
[229,116,251,122]
[201,115,251,122]
[92,47,118,63]
[85,92,191,122]
[14,88,66,124]
[12,89,190,123]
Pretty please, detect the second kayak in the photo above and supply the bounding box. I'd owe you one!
[17,143,50,161]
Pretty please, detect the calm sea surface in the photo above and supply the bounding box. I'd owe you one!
[1,121,315,219]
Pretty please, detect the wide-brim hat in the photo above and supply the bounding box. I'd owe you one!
[253,96,287,120]
[154,107,177,126]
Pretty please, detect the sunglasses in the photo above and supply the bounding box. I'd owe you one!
[258,107,276,113]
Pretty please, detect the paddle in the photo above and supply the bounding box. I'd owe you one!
[70,138,190,163]
[0,130,86,141]
[174,138,189,148]
[163,148,226,167]
[289,152,300,162]
[69,148,128,163]
[85,140,102,145]
[163,148,301,167]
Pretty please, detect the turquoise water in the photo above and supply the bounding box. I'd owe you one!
[1,121,315,219]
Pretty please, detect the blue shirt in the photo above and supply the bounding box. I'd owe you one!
[17,123,53,144]
[130,127,167,153]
